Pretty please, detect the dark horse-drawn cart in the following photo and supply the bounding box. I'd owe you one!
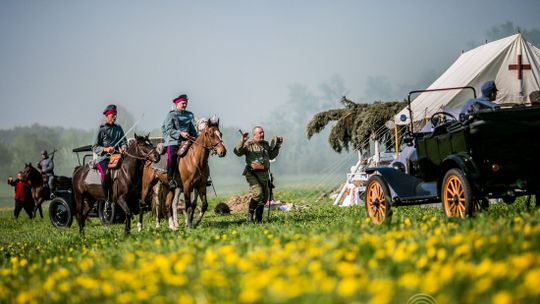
[364,87,540,224]
[48,145,125,228]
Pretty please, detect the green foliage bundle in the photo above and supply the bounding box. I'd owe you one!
[306,97,407,153]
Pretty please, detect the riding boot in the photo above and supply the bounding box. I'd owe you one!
[246,208,255,224]
[167,164,177,190]
[255,204,264,223]
[247,199,257,224]
[101,173,111,202]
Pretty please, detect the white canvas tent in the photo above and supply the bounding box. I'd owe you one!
[395,33,540,125]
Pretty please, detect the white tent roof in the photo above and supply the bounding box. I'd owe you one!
[395,33,540,125]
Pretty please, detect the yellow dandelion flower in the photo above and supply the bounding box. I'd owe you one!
[239,288,261,303]
[436,248,447,261]
[168,274,187,286]
[101,282,114,296]
[492,291,512,304]
[15,291,32,304]
[177,294,195,304]
[116,292,134,304]
[398,272,420,289]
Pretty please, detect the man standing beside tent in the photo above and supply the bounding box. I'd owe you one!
[461,80,499,114]
[234,126,283,224]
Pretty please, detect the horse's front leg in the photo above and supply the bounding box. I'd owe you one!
[164,190,177,231]
[173,188,181,229]
[137,209,144,232]
[183,188,194,228]
[193,187,207,228]
[116,195,132,236]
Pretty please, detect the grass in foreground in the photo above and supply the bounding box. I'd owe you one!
[0,189,539,304]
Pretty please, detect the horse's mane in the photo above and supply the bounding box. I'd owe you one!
[24,163,42,185]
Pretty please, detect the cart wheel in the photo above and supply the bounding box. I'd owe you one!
[442,168,473,218]
[365,175,392,224]
[48,197,73,228]
[98,200,125,225]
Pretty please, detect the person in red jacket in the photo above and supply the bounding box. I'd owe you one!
[7,172,34,219]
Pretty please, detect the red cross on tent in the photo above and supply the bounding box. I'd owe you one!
[508,54,532,80]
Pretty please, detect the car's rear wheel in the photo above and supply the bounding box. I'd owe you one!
[48,197,73,228]
[98,200,126,225]
[365,175,392,224]
[442,168,474,218]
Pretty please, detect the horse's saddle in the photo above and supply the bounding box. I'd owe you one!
[84,165,103,185]
[151,154,168,173]
[178,140,191,157]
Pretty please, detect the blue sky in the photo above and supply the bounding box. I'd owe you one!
[1,0,539,131]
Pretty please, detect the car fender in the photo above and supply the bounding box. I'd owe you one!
[439,153,481,195]
[365,166,425,199]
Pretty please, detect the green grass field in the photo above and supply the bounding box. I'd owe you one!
[0,188,539,304]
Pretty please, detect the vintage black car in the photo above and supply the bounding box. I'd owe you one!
[364,87,540,224]
[48,145,125,228]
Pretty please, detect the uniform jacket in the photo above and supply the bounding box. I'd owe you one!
[92,123,128,162]
[460,96,498,114]
[37,157,54,176]
[234,137,281,173]
[161,109,197,146]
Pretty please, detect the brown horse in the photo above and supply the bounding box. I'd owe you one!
[139,162,179,231]
[22,164,73,214]
[72,134,160,235]
[140,118,226,230]
[180,118,226,228]
[22,163,46,218]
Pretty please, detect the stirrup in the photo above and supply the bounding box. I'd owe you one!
[168,179,177,190]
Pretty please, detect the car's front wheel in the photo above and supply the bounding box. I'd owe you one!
[365,175,392,224]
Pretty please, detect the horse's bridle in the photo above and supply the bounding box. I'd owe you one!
[187,129,224,156]
[122,143,159,161]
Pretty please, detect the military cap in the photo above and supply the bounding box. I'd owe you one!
[481,80,498,97]
[173,94,189,104]
[103,104,117,115]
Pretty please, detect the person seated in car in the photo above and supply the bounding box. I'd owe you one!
[529,90,540,105]
[461,80,499,114]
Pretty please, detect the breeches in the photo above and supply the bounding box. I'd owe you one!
[47,175,55,190]
[96,159,110,182]
[245,172,269,204]
[166,145,179,178]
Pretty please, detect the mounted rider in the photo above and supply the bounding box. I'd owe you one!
[92,104,128,196]
[37,150,55,198]
[161,94,198,190]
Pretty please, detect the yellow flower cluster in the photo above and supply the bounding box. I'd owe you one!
[0,209,539,303]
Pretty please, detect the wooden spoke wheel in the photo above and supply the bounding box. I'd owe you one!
[365,175,392,224]
[442,168,473,218]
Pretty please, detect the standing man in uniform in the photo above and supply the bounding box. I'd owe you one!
[92,104,128,196]
[37,150,55,199]
[161,94,198,190]
[234,126,283,223]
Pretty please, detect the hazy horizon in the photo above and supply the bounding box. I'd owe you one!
[1,1,540,132]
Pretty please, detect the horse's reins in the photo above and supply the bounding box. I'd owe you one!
[184,130,222,197]
[186,130,224,156]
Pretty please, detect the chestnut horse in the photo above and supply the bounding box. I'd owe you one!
[140,118,226,230]
[72,134,160,235]
[180,119,226,228]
